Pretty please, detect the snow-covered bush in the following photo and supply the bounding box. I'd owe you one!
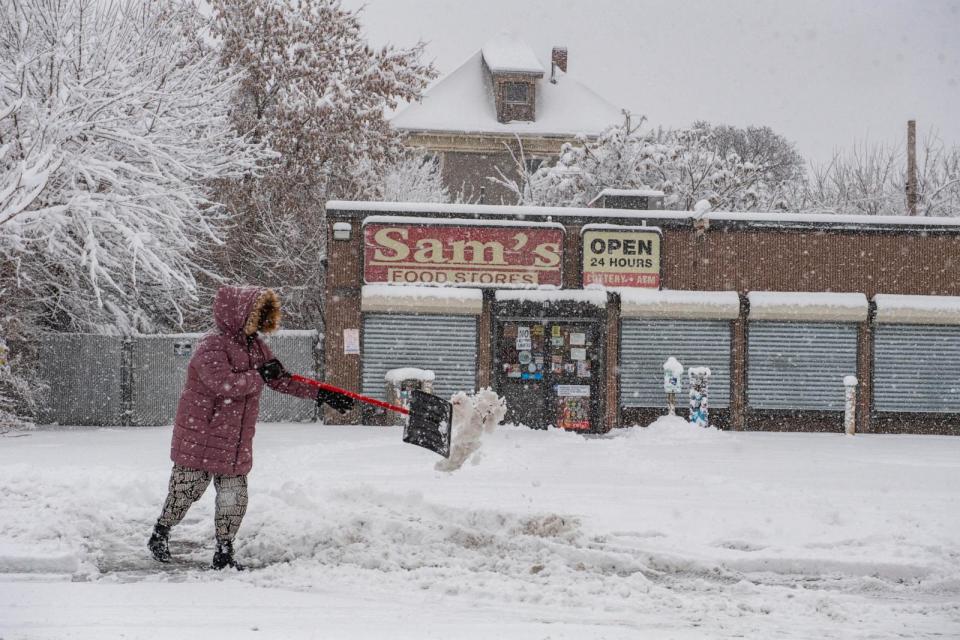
[0,0,270,334]
[380,153,451,203]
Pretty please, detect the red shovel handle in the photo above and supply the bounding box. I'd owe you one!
[290,373,410,416]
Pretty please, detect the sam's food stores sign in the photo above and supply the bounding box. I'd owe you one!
[364,220,564,286]
[581,226,662,288]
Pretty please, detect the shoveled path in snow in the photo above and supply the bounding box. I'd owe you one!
[1,418,959,639]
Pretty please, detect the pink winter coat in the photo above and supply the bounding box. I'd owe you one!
[170,286,316,476]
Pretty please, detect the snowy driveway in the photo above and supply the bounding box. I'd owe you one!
[1,421,959,639]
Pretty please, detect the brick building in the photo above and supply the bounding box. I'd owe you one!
[322,200,960,435]
[390,32,622,204]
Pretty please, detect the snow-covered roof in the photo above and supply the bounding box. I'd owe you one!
[873,294,960,325]
[495,288,607,307]
[328,200,960,231]
[361,215,564,231]
[361,284,483,316]
[481,32,544,75]
[748,291,868,322]
[619,289,741,320]
[390,46,622,137]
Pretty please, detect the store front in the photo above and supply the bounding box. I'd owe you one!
[322,199,960,435]
[493,292,607,430]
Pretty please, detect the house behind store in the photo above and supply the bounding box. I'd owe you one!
[323,199,960,436]
[391,32,623,204]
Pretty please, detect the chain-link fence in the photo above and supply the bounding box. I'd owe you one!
[37,331,320,426]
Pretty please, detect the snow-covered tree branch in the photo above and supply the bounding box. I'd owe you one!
[494,118,802,212]
[0,0,271,334]
[206,0,436,327]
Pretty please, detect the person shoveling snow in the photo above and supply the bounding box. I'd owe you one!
[435,389,507,472]
[148,286,356,570]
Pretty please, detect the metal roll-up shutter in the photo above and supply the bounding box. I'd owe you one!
[362,314,477,401]
[747,322,857,410]
[620,319,732,408]
[874,325,960,413]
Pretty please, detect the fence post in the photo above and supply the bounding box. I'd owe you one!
[689,367,711,428]
[844,375,858,435]
[120,337,134,426]
[663,357,683,415]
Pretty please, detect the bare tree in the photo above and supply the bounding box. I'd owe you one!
[801,134,960,217]
[206,0,436,328]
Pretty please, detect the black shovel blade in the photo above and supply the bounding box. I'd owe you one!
[403,390,453,458]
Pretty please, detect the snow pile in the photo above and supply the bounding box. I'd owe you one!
[630,414,723,440]
[435,389,507,472]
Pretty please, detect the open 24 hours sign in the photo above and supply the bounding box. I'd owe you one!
[364,217,564,287]
[581,225,662,288]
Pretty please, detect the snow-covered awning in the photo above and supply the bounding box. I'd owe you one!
[873,294,960,325]
[619,289,740,320]
[748,291,868,322]
[361,285,483,316]
[495,288,607,307]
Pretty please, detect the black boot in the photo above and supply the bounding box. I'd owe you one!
[211,540,245,571]
[148,523,171,563]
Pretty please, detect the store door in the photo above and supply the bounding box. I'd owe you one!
[496,319,602,430]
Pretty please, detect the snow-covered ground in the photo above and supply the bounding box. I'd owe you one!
[2,417,959,639]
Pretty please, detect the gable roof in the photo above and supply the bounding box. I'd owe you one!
[391,38,623,139]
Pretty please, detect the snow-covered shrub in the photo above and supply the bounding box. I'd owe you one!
[0,330,40,430]
[0,0,270,334]
[380,153,451,203]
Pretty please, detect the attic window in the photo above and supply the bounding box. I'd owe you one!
[504,82,529,104]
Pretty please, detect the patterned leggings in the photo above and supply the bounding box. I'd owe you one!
[157,464,248,542]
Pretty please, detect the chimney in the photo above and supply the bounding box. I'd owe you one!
[550,47,568,84]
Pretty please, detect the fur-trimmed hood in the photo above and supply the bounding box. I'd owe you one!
[213,286,281,338]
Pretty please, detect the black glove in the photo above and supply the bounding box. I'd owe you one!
[257,359,287,382]
[317,388,354,414]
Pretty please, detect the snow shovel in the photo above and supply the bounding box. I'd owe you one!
[289,374,453,458]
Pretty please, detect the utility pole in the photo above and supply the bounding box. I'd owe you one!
[906,120,918,216]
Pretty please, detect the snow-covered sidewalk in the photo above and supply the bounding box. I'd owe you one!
[1,419,959,639]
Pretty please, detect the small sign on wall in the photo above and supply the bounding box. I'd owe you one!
[582,227,662,288]
[343,329,360,355]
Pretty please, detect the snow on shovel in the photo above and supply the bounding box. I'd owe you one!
[289,374,453,458]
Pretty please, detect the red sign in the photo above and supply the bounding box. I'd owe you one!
[364,222,564,287]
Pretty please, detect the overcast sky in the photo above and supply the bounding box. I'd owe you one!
[343,0,960,164]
